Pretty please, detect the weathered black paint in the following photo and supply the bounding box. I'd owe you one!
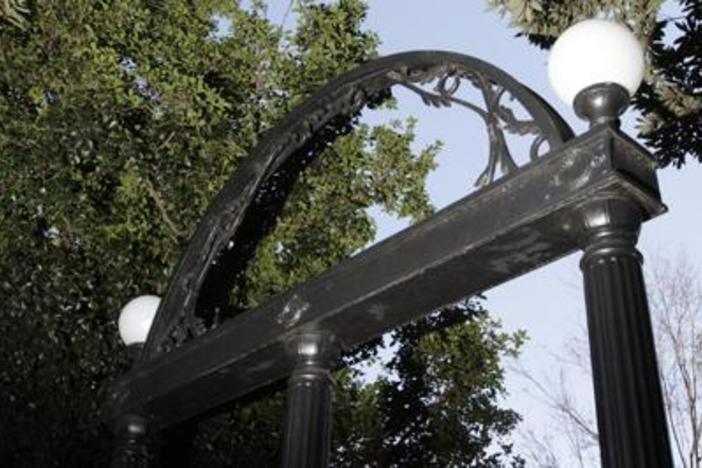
[281,332,339,468]
[108,53,675,468]
[138,51,574,360]
[579,197,674,468]
[111,415,158,468]
[110,126,664,430]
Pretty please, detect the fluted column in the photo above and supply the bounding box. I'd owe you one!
[578,197,673,468]
[281,331,339,468]
[111,414,158,468]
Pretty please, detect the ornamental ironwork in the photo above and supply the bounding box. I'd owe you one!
[139,51,573,360]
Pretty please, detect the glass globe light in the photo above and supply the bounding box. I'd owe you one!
[118,295,160,346]
[548,19,645,106]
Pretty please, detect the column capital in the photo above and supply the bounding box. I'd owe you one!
[285,330,340,368]
[111,414,159,468]
[575,196,644,266]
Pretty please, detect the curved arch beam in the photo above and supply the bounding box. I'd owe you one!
[140,50,573,360]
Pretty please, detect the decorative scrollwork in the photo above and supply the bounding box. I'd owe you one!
[388,64,549,187]
[139,51,574,360]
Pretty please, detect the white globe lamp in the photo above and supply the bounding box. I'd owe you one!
[548,19,645,125]
[118,295,160,346]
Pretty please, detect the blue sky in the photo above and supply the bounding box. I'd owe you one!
[263,0,702,464]
[361,2,702,464]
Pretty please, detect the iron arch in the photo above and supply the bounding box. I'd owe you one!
[140,50,574,360]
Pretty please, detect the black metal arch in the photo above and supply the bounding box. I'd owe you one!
[140,50,574,360]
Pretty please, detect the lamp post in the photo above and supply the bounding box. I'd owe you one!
[113,296,161,468]
[550,20,672,468]
[110,19,674,468]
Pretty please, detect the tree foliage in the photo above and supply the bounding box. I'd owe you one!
[486,0,702,167]
[355,304,526,467]
[0,0,29,29]
[0,1,524,466]
[192,303,526,467]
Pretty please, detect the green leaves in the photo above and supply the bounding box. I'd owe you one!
[634,0,702,167]
[486,0,663,41]
[239,119,439,309]
[0,0,30,29]
[1,1,523,465]
[485,0,701,167]
[374,304,525,467]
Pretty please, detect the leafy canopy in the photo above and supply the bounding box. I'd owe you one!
[1,1,525,466]
[486,0,702,167]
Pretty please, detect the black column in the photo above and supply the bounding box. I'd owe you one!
[578,197,673,468]
[281,331,339,468]
[111,414,158,468]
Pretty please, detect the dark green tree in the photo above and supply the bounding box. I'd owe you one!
[486,0,701,167]
[0,1,525,466]
[0,0,29,29]
[333,303,525,467]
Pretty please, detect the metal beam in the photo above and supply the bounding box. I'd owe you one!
[109,126,664,429]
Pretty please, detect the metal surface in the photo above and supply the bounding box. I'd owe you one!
[574,83,631,127]
[281,332,339,468]
[110,126,664,429]
[111,415,158,468]
[109,50,676,468]
[138,51,574,360]
[578,197,673,468]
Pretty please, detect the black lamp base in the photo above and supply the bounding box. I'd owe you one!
[574,83,630,127]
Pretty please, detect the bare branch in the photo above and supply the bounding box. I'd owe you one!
[144,178,185,244]
[519,251,702,467]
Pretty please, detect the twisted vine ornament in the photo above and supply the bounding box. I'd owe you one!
[388,64,548,187]
[140,52,573,359]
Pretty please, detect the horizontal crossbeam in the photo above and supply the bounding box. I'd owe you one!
[110,127,663,429]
